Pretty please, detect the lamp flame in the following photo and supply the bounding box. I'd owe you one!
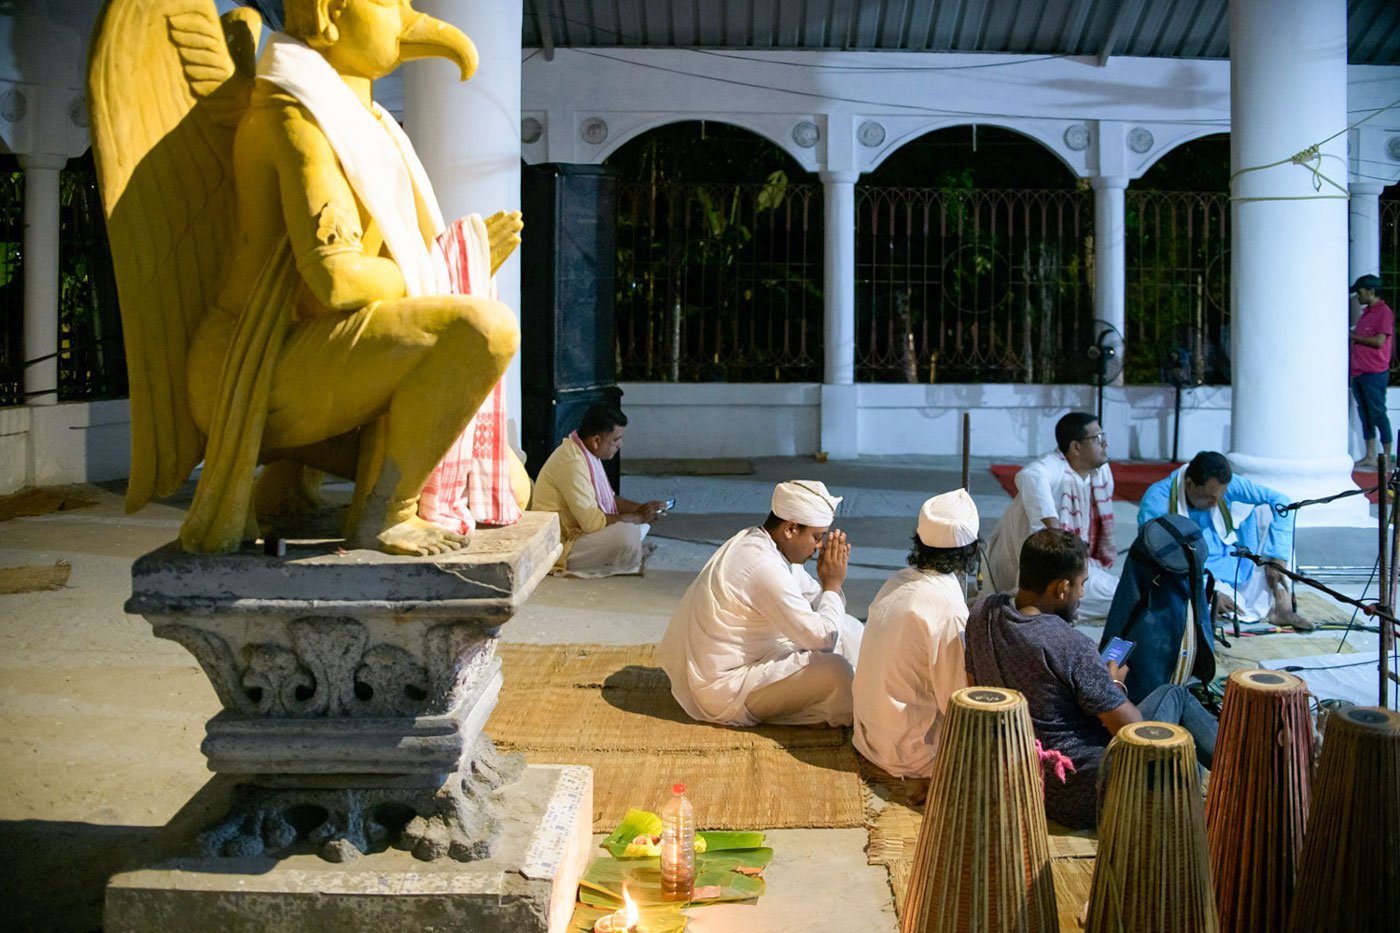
[621,885,640,927]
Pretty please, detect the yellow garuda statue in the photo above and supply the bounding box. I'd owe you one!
[88,0,526,556]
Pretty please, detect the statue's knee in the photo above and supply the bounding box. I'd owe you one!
[480,300,520,363]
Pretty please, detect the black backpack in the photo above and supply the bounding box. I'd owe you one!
[1100,514,1215,703]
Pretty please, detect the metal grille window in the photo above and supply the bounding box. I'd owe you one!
[0,168,21,407]
[855,186,1094,384]
[1385,196,1400,384]
[57,154,125,402]
[1124,190,1231,386]
[614,177,823,382]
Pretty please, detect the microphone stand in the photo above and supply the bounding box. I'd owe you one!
[1238,448,1399,708]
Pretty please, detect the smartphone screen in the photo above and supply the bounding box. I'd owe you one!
[664,497,677,511]
[1101,636,1134,666]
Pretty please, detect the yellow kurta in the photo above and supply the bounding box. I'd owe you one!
[530,439,610,568]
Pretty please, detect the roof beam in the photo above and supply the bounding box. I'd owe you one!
[1097,0,1135,66]
[531,0,555,61]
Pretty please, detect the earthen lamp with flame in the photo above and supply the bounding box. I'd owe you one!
[593,885,641,932]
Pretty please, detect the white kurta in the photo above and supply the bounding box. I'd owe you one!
[852,568,969,778]
[984,452,1119,619]
[658,527,863,727]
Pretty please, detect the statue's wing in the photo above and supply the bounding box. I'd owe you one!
[88,0,260,511]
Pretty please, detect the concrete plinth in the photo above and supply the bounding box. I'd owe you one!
[105,764,593,933]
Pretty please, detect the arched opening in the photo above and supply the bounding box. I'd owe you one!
[604,120,822,382]
[857,126,1087,383]
[1126,133,1231,385]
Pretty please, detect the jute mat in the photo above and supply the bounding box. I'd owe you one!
[490,643,865,831]
[0,488,94,523]
[0,561,71,595]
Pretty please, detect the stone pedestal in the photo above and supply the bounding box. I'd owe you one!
[109,513,586,931]
[106,764,593,933]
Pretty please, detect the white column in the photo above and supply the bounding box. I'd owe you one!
[820,170,858,459]
[20,153,65,407]
[401,0,524,447]
[1348,181,1385,283]
[1229,0,1362,524]
[1091,175,1128,384]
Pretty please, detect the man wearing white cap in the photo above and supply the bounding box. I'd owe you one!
[658,481,864,727]
[853,489,978,785]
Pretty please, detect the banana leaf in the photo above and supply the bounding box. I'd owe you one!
[601,808,766,859]
[579,851,771,908]
[569,903,687,932]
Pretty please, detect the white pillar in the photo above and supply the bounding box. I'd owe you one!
[20,153,65,407]
[1229,0,1362,524]
[1348,181,1385,283]
[401,0,524,448]
[1091,175,1128,385]
[820,170,858,459]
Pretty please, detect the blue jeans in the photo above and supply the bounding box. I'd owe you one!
[1352,370,1392,444]
[1135,683,1217,768]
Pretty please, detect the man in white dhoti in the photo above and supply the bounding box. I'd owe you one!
[984,412,1119,620]
[658,481,864,727]
[853,490,977,787]
[531,404,666,577]
[1138,450,1309,629]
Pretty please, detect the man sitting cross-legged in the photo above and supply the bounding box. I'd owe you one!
[1137,450,1310,631]
[965,528,1218,830]
[853,489,978,801]
[983,412,1120,621]
[658,481,864,727]
[531,404,666,577]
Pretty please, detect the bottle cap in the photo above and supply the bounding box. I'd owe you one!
[672,783,685,794]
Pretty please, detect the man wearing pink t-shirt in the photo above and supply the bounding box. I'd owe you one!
[1350,274,1394,468]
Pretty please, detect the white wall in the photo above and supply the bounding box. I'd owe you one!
[1,400,131,494]
[616,382,1375,465]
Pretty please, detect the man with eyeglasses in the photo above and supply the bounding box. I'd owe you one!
[984,412,1120,620]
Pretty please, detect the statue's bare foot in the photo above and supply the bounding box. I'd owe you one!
[352,515,468,556]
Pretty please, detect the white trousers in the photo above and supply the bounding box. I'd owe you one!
[742,615,864,727]
[562,522,651,578]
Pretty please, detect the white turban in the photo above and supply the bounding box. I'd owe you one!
[917,489,979,548]
[771,480,842,527]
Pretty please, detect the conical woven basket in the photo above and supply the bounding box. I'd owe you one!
[1086,721,1217,933]
[1286,706,1400,933]
[900,686,1057,933]
[1205,669,1313,933]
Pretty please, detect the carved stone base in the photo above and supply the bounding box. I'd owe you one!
[198,737,525,862]
[106,765,594,933]
[124,514,562,864]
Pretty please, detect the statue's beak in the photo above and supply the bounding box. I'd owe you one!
[398,10,479,81]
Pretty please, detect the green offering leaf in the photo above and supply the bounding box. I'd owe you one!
[580,853,768,908]
[570,903,687,932]
[696,832,769,853]
[602,811,768,859]
[601,808,665,858]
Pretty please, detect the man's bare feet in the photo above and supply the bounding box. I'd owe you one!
[351,515,468,556]
[1267,603,1315,632]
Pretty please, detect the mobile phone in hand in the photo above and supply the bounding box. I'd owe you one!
[1101,636,1134,666]
[663,497,677,511]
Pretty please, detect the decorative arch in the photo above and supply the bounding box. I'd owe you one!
[589,113,819,172]
[1133,126,1230,178]
[866,119,1083,178]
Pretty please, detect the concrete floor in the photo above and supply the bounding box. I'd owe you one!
[0,456,1390,931]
